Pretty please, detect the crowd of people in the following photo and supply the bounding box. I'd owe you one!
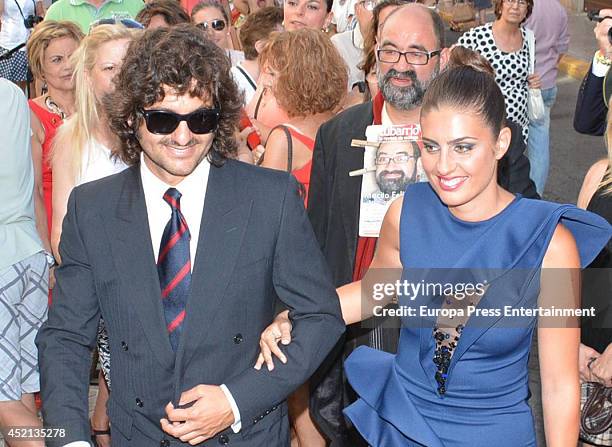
[0,0,611,446]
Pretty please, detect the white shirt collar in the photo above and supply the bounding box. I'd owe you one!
[140,153,211,265]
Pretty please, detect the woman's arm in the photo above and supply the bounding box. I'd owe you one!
[50,131,76,262]
[30,111,51,253]
[254,197,404,369]
[338,197,403,325]
[538,224,581,447]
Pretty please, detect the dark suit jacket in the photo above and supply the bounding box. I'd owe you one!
[574,65,608,136]
[36,160,344,447]
[306,101,539,446]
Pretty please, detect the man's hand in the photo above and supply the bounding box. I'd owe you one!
[160,385,234,445]
[595,9,612,57]
[590,343,612,387]
[579,343,600,382]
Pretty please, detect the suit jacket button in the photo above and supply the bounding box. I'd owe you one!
[121,341,128,351]
[233,334,243,344]
[218,434,229,445]
[135,398,143,407]
[160,439,170,447]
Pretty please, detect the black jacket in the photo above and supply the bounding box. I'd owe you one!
[574,65,608,136]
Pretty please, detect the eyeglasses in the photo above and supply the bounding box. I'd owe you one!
[90,18,144,30]
[140,107,220,135]
[504,0,527,6]
[196,19,226,32]
[375,153,417,165]
[376,48,441,65]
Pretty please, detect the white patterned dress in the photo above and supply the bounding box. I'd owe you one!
[457,23,530,143]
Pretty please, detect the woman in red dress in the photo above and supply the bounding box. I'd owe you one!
[27,21,83,252]
[257,28,347,446]
[258,29,347,208]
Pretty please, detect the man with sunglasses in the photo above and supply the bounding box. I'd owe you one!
[36,25,344,447]
[305,4,538,445]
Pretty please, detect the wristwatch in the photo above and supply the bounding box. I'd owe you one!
[45,251,57,268]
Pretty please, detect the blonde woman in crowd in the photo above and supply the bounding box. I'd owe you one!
[27,20,83,257]
[50,24,137,447]
[577,115,612,447]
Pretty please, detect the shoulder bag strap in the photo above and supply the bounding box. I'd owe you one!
[525,28,535,75]
[13,0,26,21]
[236,65,257,90]
[258,125,293,172]
[275,125,293,172]
[253,87,266,120]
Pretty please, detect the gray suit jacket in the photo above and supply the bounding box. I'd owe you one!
[36,159,345,447]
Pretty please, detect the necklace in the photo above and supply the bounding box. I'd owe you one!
[45,95,67,120]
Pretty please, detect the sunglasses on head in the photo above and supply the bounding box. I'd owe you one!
[140,107,220,135]
[90,18,144,30]
[196,19,226,31]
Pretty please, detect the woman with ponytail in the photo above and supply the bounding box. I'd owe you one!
[255,47,612,447]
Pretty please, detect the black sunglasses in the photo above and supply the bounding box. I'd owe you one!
[140,107,220,135]
[196,19,226,31]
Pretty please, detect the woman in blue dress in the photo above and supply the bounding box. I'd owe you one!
[254,48,612,446]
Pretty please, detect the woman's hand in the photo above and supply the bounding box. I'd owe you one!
[590,343,612,387]
[254,310,292,371]
[527,73,542,89]
[249,117,272,145]
[236,126,258,164]
[579,343,600,382]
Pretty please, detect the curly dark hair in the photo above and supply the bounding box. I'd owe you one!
[105,24,242,167]
[135,0,190,27]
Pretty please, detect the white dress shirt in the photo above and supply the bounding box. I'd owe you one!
[63,155,241,447]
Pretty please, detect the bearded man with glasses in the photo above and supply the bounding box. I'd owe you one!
[36,24,344,447]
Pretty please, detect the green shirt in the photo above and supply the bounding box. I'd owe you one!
[44,0,144,33]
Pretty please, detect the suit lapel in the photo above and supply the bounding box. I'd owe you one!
[112,166,176,368]
[176,161,252,369]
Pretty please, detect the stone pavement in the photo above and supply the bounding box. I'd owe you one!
[560,10,597,80]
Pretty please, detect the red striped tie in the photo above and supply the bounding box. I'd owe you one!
[157,188,191,351]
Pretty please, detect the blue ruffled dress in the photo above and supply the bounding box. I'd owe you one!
[344,183,612,447]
